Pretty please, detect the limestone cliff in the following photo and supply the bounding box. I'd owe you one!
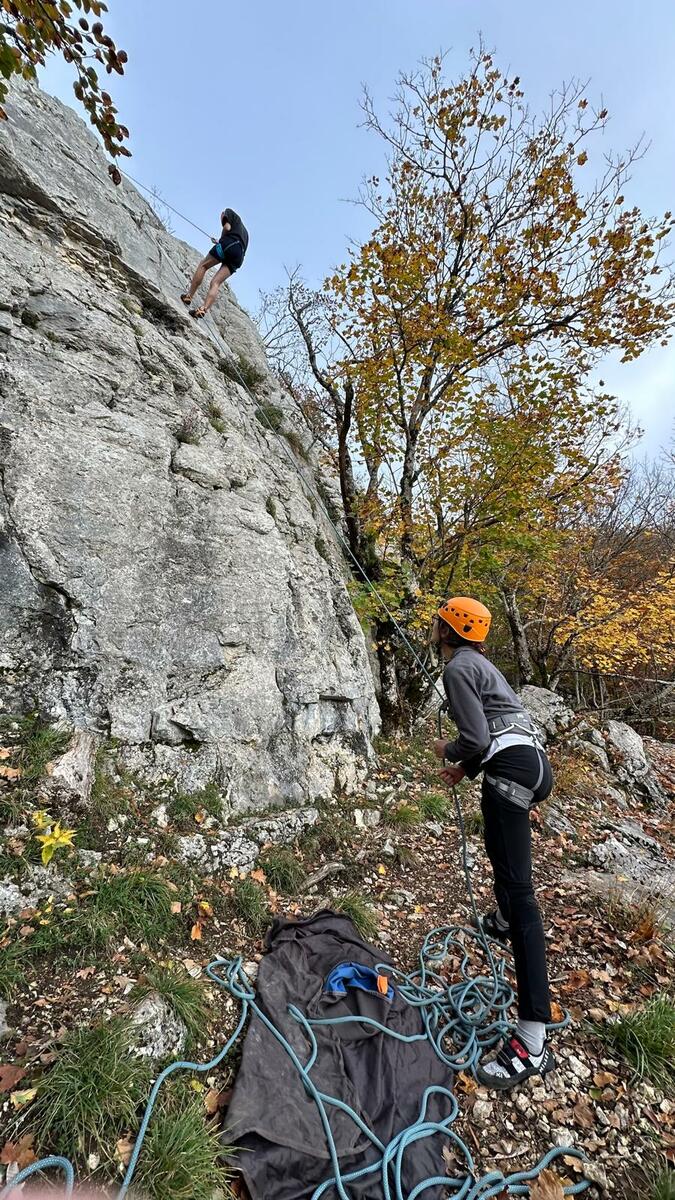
[0,82,378,810]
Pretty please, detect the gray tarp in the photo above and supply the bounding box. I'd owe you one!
[227,910,453,1199]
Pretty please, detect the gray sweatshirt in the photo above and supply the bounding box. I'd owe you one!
[442,647,527,777]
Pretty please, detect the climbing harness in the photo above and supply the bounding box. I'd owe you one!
[0,181,592,1199]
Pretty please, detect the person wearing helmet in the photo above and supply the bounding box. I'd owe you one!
[180,207,249,319]
[431,597,555,1090]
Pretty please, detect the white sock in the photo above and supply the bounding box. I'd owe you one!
[515,1020,545,1057]
[495,907,509,931]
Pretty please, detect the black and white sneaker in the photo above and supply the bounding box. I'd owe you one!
[472,909,510,945]
[475,1035,555,1091]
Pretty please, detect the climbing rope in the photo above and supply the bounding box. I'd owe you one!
[0,953,587,1200]
[0,180,590,1199]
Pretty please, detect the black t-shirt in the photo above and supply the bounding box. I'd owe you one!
[221,208,249,252]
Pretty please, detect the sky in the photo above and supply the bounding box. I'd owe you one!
[39,0,675,455]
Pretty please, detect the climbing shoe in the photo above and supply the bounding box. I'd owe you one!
[473,909,510,944]
[475,1036,555,1091]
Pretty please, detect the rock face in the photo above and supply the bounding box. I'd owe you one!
[518,685,575,742]
[0,83,378,809]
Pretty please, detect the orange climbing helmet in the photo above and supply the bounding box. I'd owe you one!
[437,596,492,643]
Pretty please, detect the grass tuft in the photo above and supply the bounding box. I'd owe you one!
[419,792,449,820]
[132,1083,237,1200]
[387,803,421,828]
[0,942,26,1000]
[16,714,70,786]
[135,964,210,1043]
[233,877,271,936]
[594,994,675,1094]
[222,354,265,391]
[33,1018,152,1162]
[651,1167,675,1200]
[207,400,226,434]
[259,846,306,894]
[602,890,665,944]
[333,891,379,941]
[167,783,223,830]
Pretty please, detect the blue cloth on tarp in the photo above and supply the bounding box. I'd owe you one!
[324,961,394,1003]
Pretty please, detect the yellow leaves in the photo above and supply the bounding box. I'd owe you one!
[36,820,76,866]
[576,151,588,167]
[31,809,52,830]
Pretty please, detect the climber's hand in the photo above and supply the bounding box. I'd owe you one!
[440,764,465,786]
[433,738,449,760]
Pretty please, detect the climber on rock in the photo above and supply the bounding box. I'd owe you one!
[181,207,249,319]
[431,597,556,1092]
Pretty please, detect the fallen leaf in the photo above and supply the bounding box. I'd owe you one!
[0,1134,36,1170]
[204,1088,221,1114]
[0,765,22,780]
[550,1000,565,1023]
[593,1070,617,1087]
[250,869,266,885]
[115,1136,135,1167]
[190,922,203,941]
[0,1065,25,1093]
[170,901,182,914]
[75,965,96,980]
[530,1169,565,1200]
[572,1101,595,1129]
[562,969,590,993]
[0,748,12,760]
[10,1087,38,1110]
[456,1071,478,1095]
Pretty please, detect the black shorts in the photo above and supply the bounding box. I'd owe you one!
[208,235,245,274]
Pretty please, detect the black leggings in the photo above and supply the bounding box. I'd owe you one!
[481,744,553,1023]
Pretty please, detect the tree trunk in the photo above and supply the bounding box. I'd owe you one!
[374,617,403,733]
[498,586,535,687]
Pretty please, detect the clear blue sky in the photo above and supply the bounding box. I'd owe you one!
[40,0,675,454]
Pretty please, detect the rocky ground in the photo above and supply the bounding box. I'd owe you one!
[0,692,673,1198]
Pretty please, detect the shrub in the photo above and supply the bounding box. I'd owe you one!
[254,402,284,432]
[175,411,202,445]
[221,354,265,391]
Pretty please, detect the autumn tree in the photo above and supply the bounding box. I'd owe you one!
[260,50,674,726]
[0,0,129,177]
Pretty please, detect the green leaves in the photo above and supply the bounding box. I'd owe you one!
[0,0,130,169]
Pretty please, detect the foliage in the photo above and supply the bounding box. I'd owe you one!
[232,876,271,936]
[132,1083,237,1200]
[594,995,675,1094]
[254,402,284,431]
[650,1165,675,1200]
[0,942,26,999]
[32,1018,151,1162]
[259,846,306,893]
[221,354,265,391]
[333,891,379,940]
[258,49,674,721]
[31,810,76,865]
[0,0,129,173]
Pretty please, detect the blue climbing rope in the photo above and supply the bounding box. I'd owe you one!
[1,945,587,1199]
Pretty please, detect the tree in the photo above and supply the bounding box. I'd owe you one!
[260,50,674,725]
[0,0,129,178]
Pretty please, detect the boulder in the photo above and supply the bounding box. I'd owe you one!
[0,864,73,919]
[604,721,664,804]
[587,820,675,924]
[130,992,187,1060]
[518,686,574,742]
[0,81,378,810]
